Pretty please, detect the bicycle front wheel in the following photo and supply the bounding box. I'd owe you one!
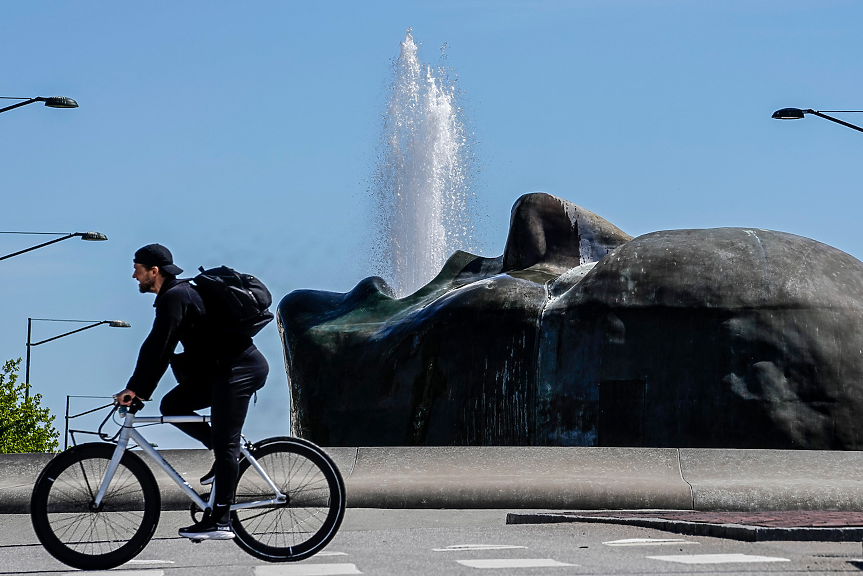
[232,437,346,561]
[30,443,161,570]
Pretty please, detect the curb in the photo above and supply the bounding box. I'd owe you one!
[3,446,863,513]
[506,513,863,542]
[344,446,689,509]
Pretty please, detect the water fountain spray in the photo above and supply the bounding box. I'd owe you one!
[370,29,480,297]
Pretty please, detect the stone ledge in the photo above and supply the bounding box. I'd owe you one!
[3,446,863,513]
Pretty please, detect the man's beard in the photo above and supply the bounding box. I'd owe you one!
[138,279,154,293]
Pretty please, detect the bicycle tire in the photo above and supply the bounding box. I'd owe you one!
[231,436,346,561]
[30,442,161,570]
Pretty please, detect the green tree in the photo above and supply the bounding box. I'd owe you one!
[0,358,59,453]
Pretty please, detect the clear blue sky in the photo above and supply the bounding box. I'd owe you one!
[2,1,861,448]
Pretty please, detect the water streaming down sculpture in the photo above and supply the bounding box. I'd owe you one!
[279,192,863,449]
[370,29,479,297]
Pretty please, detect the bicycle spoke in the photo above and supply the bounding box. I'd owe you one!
[75,459,96,501]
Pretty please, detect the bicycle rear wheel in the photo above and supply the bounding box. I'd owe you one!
[30,443,160,570]
[231,437,346,561]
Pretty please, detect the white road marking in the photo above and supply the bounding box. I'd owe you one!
[604,538,698,546]
[87,571,164,576]
[434,544,528,551]
[457,559,578,569]
[255,564,362,576]
[128,559,176,563]
[649,553,790,564]
[315,551,349,556]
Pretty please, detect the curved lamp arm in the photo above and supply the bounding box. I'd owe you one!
[772,108,863,133]
[0,96,78,114]
[0,231,108,261]
[25,318,131,400]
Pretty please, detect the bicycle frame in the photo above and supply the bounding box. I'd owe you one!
[93,409,286,512]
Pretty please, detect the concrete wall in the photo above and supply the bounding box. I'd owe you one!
[4,447,863,513]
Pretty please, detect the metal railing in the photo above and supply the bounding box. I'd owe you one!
[63,395,114,450]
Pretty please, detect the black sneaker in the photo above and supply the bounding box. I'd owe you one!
[178,515,234,540]
[200,462,216,486]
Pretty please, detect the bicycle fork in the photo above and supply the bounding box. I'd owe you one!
[91,419,133,510]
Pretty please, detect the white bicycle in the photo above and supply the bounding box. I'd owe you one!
[30,398,346,570]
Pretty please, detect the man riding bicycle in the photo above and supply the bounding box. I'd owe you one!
[115,244,268,540]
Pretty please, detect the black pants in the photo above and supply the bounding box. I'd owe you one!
[160,346,268,506]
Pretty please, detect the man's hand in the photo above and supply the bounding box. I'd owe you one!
[114,389,137,406]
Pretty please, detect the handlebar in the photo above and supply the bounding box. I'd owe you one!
[113,394,146,415]
[128,396,146,414]
[66,397,150,447]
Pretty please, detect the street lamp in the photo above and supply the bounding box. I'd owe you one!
[772,108,863,133]
[0,231,108,261]
[0,96,78,114]
[25,318,132,400]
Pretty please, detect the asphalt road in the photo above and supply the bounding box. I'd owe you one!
[3,509,863,575]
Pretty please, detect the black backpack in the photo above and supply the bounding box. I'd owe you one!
[192,265,274,337]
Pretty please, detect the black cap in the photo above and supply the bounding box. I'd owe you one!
[134,244,183,275]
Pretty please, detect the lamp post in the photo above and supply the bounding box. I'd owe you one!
[0,96,78,114]
[772,108,863,133]
[25,318,131,400]
[0,231,108,261]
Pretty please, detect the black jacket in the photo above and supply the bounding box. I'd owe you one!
[126,278,215,400]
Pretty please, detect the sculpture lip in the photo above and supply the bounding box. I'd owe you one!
[502,193,632,273]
